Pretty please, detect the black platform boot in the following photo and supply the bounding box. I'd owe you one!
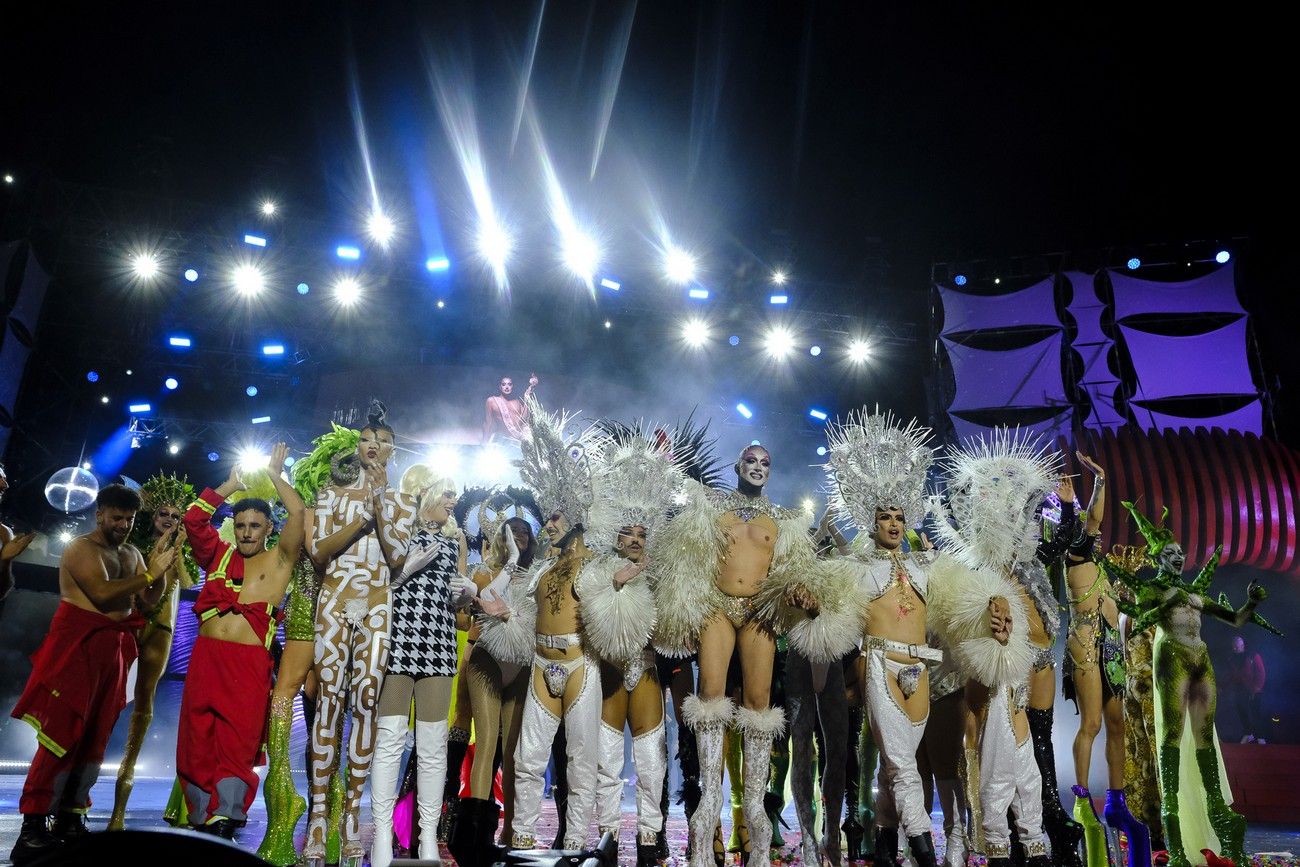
[908,832,938,867]
[873,827,901,867]
[439,727,470,844]
[550,727,569,849]
[843,705,866,861]
[1026,707,1084,867]
[9,814,60,866]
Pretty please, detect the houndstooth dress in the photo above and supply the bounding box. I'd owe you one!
[388,528,460,677]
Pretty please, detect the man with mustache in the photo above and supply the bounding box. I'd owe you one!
[9,484,176,865]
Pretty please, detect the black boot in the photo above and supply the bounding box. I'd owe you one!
[550,726,569,849]
[450,797,502,867]
[10,814,60,866]
[873,827,901,867]
[637,841,661,867]
[439,729,470,844]
[1026,707,1084,867]
[844,705,865,861]
[657,761,671,860]
[51,810,89,842]
[908,832,938,867]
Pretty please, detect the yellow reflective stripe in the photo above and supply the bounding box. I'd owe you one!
[207,547,236,583]
[191,499,217,515]
[20,714,68,758]
[200,608,219,622]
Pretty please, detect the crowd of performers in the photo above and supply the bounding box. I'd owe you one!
[5,399,1281,867]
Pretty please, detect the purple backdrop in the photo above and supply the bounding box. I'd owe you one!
[938,277,1060,335]
[1111,263,1244,320]
[1064,271,1109,345]
[949,409,1073,448]
[943,332,1066,411]
[1120,320,1257,400]
[1132,399,1263,435]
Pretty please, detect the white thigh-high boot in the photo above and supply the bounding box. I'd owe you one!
[735,705,787,867]
[596,721,627,836]
[512,677,564,848]
[682,696,735,867]
[416,719,450,862]
[561,656,604,850]
[369,716,409,867]
[632,720,668,845]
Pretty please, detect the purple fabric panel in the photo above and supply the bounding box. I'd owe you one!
[1065,271,1109,345]
[1111,262,1244,320]
[943,332,1066,411]
[1120,320,1256,400]
[949,410,1073,448]
[1077,343,1117,383]
[1133,399,1263,435]
[1081,384,1127,427]
[938,277,1060,335]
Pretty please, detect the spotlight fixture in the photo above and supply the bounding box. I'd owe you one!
[207,451,220,462]
[663,247,697,284]
[168,336,192,348]
[238,447,269,471]
[687,288,709,300]
[168,443,181,456]
[847,339,871,363]
[296,282,310,295]
[1126,257,1141,270]
[284,456,296,468]
[128,402,152,413]
[251,416,271,425]
[810,345,822,357]
[953,274,967,286]
[100,396,110,404]
[82,461,93,470]
[246,386,259,397]
[260,200,278,216]
[86,371,100,382]
[426,256,451,272]
[3,174,13,184]
[1216,250,1231,264]
[243,233,268,248]
[681,318,710,347]
[475,219,513,275]
[336,245,362,260]
[808,408,828,422]
[816,446,827,456]
[232,263,266,297]
[769,295,789,305]
[993,277,1001,285]
[599,277,621,291]
[184,268,199,282]
[333,276,362,306]
[735,403,753,420]
[728,335,740,346]
[560,229,601,281]
[771,269,788,286]
[763,326,796,360]
[131,253,161,282]
[164,377,179,391]
[604,320,612,329]
[261,344,285,356]
[436,300,446,309]
[366,210,396,247]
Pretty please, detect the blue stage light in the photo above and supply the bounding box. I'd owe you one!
[426,257,451,272]
[816,446,827,457]
[296,282,310,295]
[810,345,822,356]
[735,403,753,419]
[599,278,621,291]
[243,234,268,248]
[1127,257,1141,270]
[284,456,296,468]
[86,371,99,382]
[769,294,789,305]
[954,274,967,286]
[251,416,271,424]
[184,269,199,282]
[728,335,740,346]
[168,336,192,348]
[688,288,709,300]
[808,408,828,421]
[336,245,361,260]
[1216,250,1231,264]
[164,377,179,391]
[128,403,152,413]
[262,344,285,356]
[208,451,220,462]
[246,386,259,397]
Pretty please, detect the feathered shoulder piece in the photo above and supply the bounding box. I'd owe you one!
[584,426,689,551]
[514,394,606,525]
[929,426,1062,572]
[293,424,362,504]
[824,407,933,529]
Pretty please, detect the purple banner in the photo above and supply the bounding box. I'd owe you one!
[1077,343,1116,383]
[1064,271,1109,346]
[943,332,1066,411]
[1132,399,1263,435]
[1111,263,1244,320]
[1120,320,1257,400]
[1080,383,1126,428]
[938,277,1060,335]
[949,409,1073,450]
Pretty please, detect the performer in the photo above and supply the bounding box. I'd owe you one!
[368,465,473,867]
[8,485,175,865]
[305,401,406,865]
[1114,572,1163,851]
[107,473,197,831]
[824,411,1030,867]
[482,373,538,443]
[177,444,306,837]
[257,425,359,866]
[1101,502,1279,867]
[1059,455,1149,867]
[654,442,854,867]
[930,429,1063,867]
[0,462,37,605]
[579,432,687,867]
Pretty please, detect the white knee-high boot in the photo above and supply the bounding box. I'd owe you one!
[683,696,735,867]
[632,720,668,843]
[596,722,627,835]
[735,706,787,867]
[370,716,409,867]
[416,719,450,863]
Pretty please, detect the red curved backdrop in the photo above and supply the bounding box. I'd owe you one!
[1062,428,1300,577]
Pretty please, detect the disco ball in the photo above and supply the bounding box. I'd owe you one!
[45,467,100,514]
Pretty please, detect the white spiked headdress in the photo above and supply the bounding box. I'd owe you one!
[929,426,1062,572]
[823,408,934,529]
[513,395,605,526]
[584,431,688,550]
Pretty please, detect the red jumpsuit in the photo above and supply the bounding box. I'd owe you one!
[11,602,143,815]
[177,488,281,826]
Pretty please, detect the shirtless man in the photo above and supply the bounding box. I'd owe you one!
[9,484,175,864]
[177,443,305,837]
[482,374,537,444]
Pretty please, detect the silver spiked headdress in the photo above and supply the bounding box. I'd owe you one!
[823,408,934,529]
[513,395,604,526]
[584,430,689,550]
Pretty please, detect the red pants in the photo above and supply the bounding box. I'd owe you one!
[176,635,273,825]
[10,602,140,815]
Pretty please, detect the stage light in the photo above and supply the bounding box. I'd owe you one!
[82,461,93,470]
[366,210,396,247]
[333,276,362,306]
[126,369,133,375]
[86,371,99,382]
[168,336,192,348]
[232,263,266,297]
[243,233,268,248]
[663,247,697,284]
[131,253,160,282]
[130,436,142,449]
[770,295,789,305]
[1126,257,1141,270]
[428,445,462,477]
[262,344,285,356]
[688,288,709,300]
[3,174,13,184]
[128,403,152,413]
[801,498,815,514]
[260,200,277,217]
[772,269,788,286]
[847,338,871,363]
[100,396,109,404]
[599,277,621,291]
[604,320,612,329]
[728,335,740,346]
[184,268,199,282]
[336,245,362,260]
[476,219,513,275]
[284,456,296,468]
[816,446,827,457]
[238,448,268,472]
[763,326,796,359]
[808,408,828,422]
[1216,250,1231,264]
[436,300,446,309]
[426,257,451,272]
[164,377,179,391]
[810,345,822,356]
[207,451,220,462]
[954,274,967,286]
[735,403,753,420]
[474,445,510,481]
[251,416,271,425]
[296,282,310,295]
[560,229,601,281]
[681,318,710,347]
[168,443,181,456]
[58,530,73,544]
[246,386,259,397]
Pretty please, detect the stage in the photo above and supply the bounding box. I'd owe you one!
[1,773,1298,866]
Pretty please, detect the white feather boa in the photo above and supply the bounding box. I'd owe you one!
[577,554,657,663]
[650,480,727,656]
[476,570,539,668]
[926,552,1034,688]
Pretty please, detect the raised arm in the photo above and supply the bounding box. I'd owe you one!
[186,468,243,568]
[1077,451,1106,534]
[1204,581,1267,629]
[265,443,307,564]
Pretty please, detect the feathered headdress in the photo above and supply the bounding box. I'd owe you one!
[599,409,725,489]
[514,395,604,525]
[584,429,689,550]
[292,424,362,504]
[138,472,194,514]
[823,408,934,529]
[929,427,1062,572]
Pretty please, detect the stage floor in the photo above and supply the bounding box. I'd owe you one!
[1,774,1297,866]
